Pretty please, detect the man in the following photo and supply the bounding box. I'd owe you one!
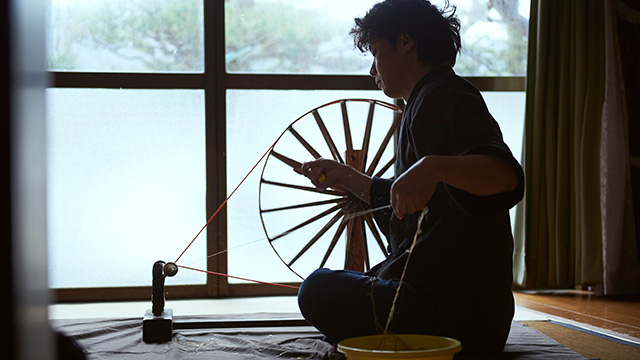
[295,0,524,355]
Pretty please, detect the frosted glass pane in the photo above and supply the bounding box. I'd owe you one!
[46,89,207,288]
[482,92,525,165]
[482,91,526,226]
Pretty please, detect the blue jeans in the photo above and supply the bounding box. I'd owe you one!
[297,268,429,344]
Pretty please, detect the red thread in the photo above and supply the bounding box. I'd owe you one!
[174,141,278,264]
[177,265,300,290]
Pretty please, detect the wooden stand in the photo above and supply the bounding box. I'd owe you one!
[142,261,176,343]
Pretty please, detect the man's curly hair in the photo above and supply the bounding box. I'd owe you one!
[350,0,461,67]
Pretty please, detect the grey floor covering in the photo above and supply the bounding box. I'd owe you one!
[51,313,591,359]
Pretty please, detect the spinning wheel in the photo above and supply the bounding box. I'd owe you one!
[259,99,402,279]
[143,99,402,343]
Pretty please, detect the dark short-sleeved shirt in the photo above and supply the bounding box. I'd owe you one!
[367,67,525,351]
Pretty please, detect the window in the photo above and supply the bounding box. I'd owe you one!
[47,0,529,301]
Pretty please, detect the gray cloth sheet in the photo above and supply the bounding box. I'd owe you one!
[51,314,590,359]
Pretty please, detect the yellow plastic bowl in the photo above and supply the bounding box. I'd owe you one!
[337,334,462,360]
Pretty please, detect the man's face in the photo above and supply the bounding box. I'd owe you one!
[369,38,404,99]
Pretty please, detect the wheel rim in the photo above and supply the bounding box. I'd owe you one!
[259,99,402,279]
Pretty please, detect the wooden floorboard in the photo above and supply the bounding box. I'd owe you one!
[514,290,640,340]
[522,320,640,360]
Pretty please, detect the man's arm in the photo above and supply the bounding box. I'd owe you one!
[390,154,518,219]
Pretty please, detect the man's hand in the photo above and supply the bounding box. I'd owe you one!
[294,158,372,204]
[294,158,342,190]
[391,156,440,219]
[391,157,440,219]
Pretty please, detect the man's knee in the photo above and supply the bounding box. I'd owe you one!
[297,268,332,313]
[301,268,332,289]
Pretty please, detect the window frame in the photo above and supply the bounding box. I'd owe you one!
[50,1,524,302]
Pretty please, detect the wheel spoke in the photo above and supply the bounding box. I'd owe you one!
[288,209,346,266]
[271,150,302,170]
[270,203,343,242]
[288,127,322,159]
[319,216,349,268]
[360,101,375,172]
[366,112,401,176]
[261,179,346,196]
[341,101,354,159]
[261,197,346,213]
[374,157,395,178]
[364,214,388,257]
[313,110,344,164]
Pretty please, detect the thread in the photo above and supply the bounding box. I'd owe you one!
[343,204,392,221]
[178,265,300,290]
[174,138,279,264]
[182,237,266,266]
[368,276,385,333]
[380,206,429,343]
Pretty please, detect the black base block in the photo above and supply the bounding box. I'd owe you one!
[142,308,173,343]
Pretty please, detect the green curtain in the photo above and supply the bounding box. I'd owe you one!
[513,0,605,289]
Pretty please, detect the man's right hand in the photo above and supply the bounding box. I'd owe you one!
[294,158,372,204]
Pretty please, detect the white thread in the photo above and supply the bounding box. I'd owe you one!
[380,206,429,346]
[343,204,392,220]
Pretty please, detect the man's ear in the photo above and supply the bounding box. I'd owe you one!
[398,33,416,53]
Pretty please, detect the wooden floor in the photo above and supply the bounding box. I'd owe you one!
[514,290,640,341]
